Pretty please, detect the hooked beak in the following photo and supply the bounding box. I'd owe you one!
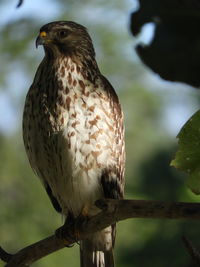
[35,31,47,48]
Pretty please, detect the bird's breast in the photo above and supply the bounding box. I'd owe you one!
[24,59,118,216]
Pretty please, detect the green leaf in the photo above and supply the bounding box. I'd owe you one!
[171,110,200,194]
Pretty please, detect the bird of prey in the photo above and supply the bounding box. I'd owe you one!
[23,21,125,267]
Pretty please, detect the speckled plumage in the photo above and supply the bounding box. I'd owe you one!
[23,21,125,267]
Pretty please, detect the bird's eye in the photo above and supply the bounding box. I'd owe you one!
[58,30,69,38]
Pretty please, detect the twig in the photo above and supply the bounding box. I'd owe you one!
[182,236,200,266]
[16,0,23,8]
[2,198,200,266]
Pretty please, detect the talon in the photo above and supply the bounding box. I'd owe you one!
[65,243,75,248]
[55,208,89,246]
[74,211,89,243]
[55,225,75,245]
[74,228,81,241]
[95,199,108,210]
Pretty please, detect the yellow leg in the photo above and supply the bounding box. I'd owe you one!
[74,203,91,241]
[81,202,90,217]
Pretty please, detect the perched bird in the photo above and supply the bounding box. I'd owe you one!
[23,21,125,267]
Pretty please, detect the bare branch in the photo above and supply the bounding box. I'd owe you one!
[2,199,200,266]
[16,0,24,8]
[182,236,200,266]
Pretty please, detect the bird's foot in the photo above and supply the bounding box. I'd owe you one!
[55,206,90,247]
[55,224,75,247]
[55,213,76,247]
[73,207,90,244]
[76,204,90,231]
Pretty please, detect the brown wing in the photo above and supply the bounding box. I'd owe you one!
[99,75,125,200]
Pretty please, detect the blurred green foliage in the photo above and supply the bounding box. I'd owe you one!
[172,110,200,195]
[0,1,200,267]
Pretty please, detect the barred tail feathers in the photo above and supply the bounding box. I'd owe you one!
[80,226,115,267]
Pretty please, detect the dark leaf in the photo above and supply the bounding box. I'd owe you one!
[131,0,200,87]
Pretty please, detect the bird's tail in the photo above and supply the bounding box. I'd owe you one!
[80,225,115,267]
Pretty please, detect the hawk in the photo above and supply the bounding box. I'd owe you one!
[23,21,125,267]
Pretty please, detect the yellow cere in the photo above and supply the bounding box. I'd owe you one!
[40,31,47,37]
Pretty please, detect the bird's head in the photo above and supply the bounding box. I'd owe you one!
[36,21,95,58]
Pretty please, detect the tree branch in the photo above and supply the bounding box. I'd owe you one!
[2,198,200,266]
[182,236,200,266]
[16,0,24,8]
